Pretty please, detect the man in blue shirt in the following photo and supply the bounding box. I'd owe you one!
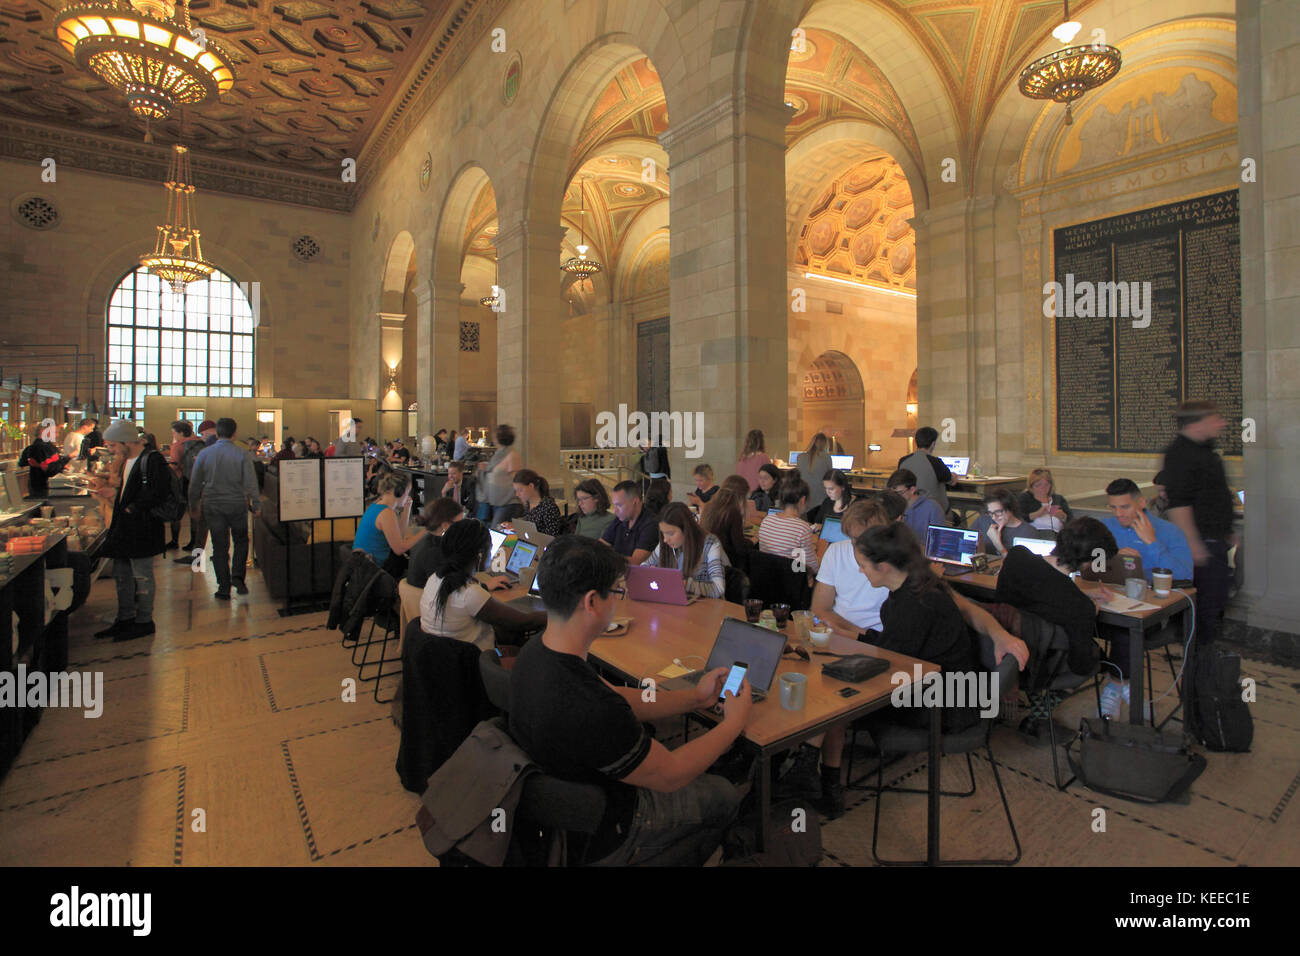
[887,468,946,542]
[189,418,261,600]
[1096,477,1193,720]
[1102,478,1193,582]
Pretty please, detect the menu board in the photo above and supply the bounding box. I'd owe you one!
[1053,190,1241,455]
[277,458,322,522]
[323,457,365,519]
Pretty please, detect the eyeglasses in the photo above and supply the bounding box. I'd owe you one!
[604,586,627,600]
[987,509,1006,518]
[576,494,594,503]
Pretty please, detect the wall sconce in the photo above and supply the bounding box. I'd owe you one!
[386,363,399,392]
[905,403,918,416]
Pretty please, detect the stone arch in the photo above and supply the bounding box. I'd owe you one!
[798,350,867,462]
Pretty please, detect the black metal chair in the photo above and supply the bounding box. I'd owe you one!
[478,652,607,866]
[746,550,812,610]
[869,654,1022,866]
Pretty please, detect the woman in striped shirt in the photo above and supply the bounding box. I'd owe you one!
[641,502,727,598]
[758,476,820,573]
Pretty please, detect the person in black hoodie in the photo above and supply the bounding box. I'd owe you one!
[18,420,65,498]
[995,516,1116,735]
[92,419,172,641]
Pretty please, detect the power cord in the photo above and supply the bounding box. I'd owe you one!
[1141,588,1196,711]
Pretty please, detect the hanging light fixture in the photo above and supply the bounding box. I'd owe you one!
[139,143,214,292]
[1018,0,1121,125]
[55,0,235,129]
[562,177,603,282]
[479,254,500,309]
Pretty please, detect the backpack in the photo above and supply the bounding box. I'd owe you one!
[142,450,187,523]
[179,438,203,483]
[1186,646,1253,752]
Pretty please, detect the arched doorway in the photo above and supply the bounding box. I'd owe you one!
[378,231,416,442]
[800,350,865,462]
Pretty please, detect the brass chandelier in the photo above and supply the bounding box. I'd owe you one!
[55,0,235,123]
[139,143,214,291]
[479,255,500,309]
[1017,0,1121,125]
[561,178,603,282]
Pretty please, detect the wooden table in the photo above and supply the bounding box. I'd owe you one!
[498,585,944,860]
[938,563,1194,726]
[947,476,1025,524]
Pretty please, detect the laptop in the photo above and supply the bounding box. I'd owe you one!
[473,529,509,584]
[767,508,782,517]
[512,518,554,549]
[1081,550,1145,585]
[476,537,538,587]
[626,565,698,606]
[660,617,787,701]
[939,456,970,477]
[508,561,547,612]
[831,454,854,470]
[788,451,801,467]
[819,515,848,543]
[1011,536,1055,557]
[924,525,981,575]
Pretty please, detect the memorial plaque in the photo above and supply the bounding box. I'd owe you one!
[1052,190,1241,455]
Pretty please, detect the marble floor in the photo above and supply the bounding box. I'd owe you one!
[1,550,1296,867]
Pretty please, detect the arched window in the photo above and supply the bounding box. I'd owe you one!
[106,267,255,422]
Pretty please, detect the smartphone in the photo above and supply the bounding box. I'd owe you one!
[720,662,748,701]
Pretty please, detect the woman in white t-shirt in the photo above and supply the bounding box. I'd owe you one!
[420,519,545,649]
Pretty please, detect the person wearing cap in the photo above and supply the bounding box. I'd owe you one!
[94,418,171,641]
[198,419,218,447]
[19,419,66,499]
[189,417,261,600]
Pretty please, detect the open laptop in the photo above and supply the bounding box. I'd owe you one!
[1081,550,1144,585]
[831,454,854,470]
[939,455,970,477]
[508,560,548,612]
[512,518,555,549]
[659,617,787,701]
[819,515,848,543]
[788,451,801,467]
[626,565,698,606]
[476,537,538,587]
[1011,536,1055,557]
[473,528,509,584]
[924,525,981,575]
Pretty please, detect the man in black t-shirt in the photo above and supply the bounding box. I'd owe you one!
[19,421,65,498]
[599,480,659,563]
[509,536,747,866]
[1160,401,1235,646]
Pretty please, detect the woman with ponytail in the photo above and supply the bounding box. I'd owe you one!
[852,523,977,731]
[419,519,546,649]
[510,468,563,536]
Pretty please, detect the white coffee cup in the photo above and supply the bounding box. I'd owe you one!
[1151,568,1172,597]
[1124,577,1146,600]
[809,626,831,649]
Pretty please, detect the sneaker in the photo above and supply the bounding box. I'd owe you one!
[214,590,230,601]
[1099,681,1123,720]
[94,619,133,639]
[113,621,155,642]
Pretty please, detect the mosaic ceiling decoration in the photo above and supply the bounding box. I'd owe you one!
[796,155,916,293]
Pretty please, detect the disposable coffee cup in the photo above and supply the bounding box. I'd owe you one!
[1124,577,1146,600]
[780,673,807,711]
[809,626,831,649]
[1151,569,1172,597]
[40,506,54,519]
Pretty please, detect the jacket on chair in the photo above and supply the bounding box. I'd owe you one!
[327,550,397,644]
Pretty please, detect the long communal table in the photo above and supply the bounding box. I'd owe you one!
[497,584,946,862]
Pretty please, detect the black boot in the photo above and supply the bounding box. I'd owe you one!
[818,764,845,820]
[94,619,133,639]
[776,743,822,802]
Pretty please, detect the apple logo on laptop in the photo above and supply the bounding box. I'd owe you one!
[649,581,659,591]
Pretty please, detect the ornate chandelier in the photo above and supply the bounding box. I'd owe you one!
[1017,0,1120,125]
[562,177,603,282]
[140,143,214,291]
[54,0,235,123]
[479,255,500,309]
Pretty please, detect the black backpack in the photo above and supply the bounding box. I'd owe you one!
[1186,646,1253,752]
[179,439,203,483]
[142,450,187,523]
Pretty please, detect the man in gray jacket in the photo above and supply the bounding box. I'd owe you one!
[188,417,260,600]
[898,425,955,514]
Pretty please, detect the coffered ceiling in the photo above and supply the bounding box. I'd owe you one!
[0,0,497,209]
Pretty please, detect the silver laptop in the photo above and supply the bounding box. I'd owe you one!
[939,455,970,477]
[659,617,787,702]
[512,518,554,549]
[831,454,854,470]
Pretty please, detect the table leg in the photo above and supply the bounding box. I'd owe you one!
[756,751,771,854]
[1127,621,1145,725]
[927,704,940,866]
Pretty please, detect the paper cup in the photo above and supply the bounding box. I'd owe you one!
[1151,569,1172,597]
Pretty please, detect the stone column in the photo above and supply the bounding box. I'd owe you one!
[416,278,463,439]
[660,92,789,488]
[1236,0,1300,635]
[494,220,566,485]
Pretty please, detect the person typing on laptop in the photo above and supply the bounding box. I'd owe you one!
[640,502,726,598]
[419,519,546,650]
[757,477,820,574]
[887,468,946,540]
[599,480,659,564]
[509,536,749,866]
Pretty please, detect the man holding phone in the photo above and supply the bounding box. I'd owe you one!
[510,536,750,866]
